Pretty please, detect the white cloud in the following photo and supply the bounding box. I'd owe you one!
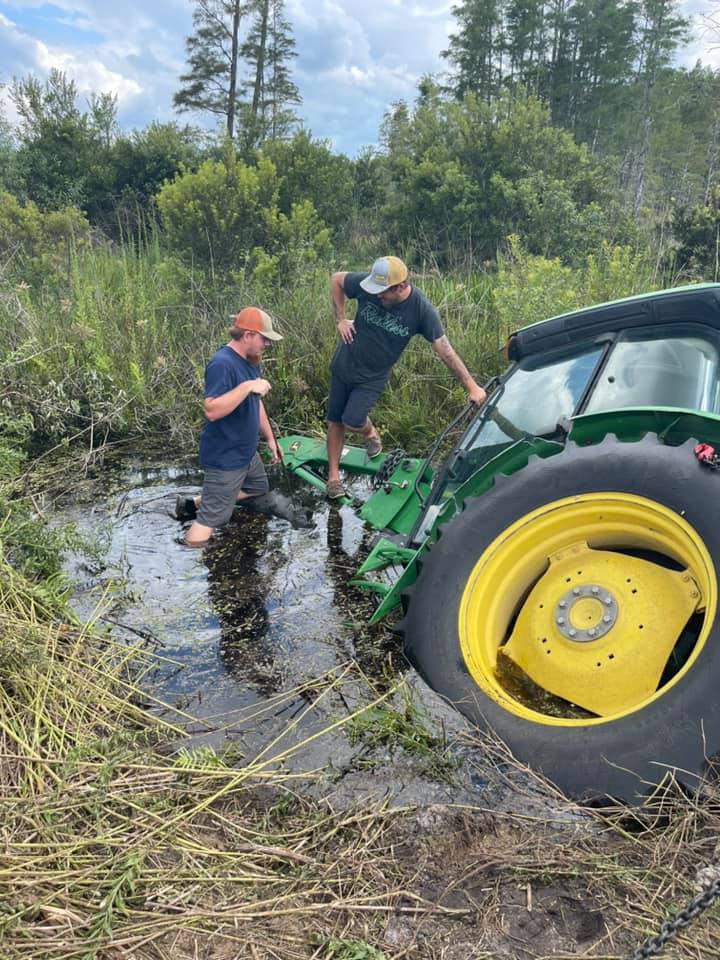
[1,1,719,155]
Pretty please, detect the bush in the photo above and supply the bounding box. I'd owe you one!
[0,191,90,284]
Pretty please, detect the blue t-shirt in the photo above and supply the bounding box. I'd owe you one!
[199,346,260,470]
[331,272,444,385]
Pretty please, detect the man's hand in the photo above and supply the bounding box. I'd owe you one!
[336,318,355,344]
[266,437,282,464]
[468,384,487,406]
[252,378,272,397]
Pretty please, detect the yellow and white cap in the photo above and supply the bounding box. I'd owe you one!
[360,256,408,294]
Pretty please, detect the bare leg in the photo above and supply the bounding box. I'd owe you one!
[359,417,379,446]
[326,421,346,483]
[184,491,257,546]
[185,520,212,546]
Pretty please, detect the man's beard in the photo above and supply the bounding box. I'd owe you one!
[246,347,263,365]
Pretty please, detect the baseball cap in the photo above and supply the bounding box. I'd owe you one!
[359,256,408,294]
[230,306,283,341]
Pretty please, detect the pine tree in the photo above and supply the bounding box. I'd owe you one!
[237,0,300,150]
[174,0,245,138]
[442,0,506,101]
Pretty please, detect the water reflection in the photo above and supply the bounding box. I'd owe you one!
[325,505,401,679]
[204,511,284,696]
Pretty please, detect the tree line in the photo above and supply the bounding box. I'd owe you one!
[1,0,720,280]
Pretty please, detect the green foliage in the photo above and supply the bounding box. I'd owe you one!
[104,122,204,234]
[493,236,655,336]
[381,88,630,266]
[174,0,240,134]
[318,939,386,960]
[674,186,720,281]
[157,150,279,271]
[347,683,457,781]
[83,851,144,956]
[11,70,118,216]
[237,0,301,151]
[157,150,331,281]
[0,190,90,283]
[261,131,355,242]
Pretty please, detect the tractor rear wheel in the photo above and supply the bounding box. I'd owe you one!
[403,433,720,801]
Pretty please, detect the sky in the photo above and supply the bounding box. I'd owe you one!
[0,1,718,157]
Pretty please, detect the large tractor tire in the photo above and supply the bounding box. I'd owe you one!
[403,433,720,802]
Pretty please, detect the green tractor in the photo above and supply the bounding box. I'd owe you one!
[278,283,720,802]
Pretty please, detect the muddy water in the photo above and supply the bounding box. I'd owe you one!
[61,458,511,807]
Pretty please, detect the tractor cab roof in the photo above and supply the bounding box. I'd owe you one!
[507,283,720,361]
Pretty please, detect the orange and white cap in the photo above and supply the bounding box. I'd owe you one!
[230,306,283,341]
[360,256,408,294]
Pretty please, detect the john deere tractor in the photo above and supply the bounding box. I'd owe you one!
[278,283,720,801]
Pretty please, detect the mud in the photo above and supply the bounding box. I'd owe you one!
[60,456,526,809]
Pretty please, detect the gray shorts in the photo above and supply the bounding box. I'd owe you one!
[196,453,269,528]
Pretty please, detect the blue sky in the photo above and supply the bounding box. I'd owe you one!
[0,1,716,157]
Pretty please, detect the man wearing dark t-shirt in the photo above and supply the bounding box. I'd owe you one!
[326,255,486,499]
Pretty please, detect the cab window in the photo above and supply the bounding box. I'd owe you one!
[584,328,720,415]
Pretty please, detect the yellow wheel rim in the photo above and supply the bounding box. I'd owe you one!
[458,493,717,725]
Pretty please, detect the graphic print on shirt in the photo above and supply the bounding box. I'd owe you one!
[363,302,411,338]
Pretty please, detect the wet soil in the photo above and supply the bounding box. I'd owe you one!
[60,457,514,807]
[56,456,634,958]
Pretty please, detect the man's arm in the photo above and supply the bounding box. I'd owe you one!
[258,399,281,464]
[331,270,355,344]
[203,377,271,421]
[431,335,487,405]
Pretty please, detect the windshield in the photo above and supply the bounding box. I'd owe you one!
[461,341,604,466]
[411,342,604,539]
[584,328,720,414]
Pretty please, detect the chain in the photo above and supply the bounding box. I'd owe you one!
[371,448,407,490]
[630,876,720,959]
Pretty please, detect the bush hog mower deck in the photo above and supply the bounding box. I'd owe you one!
[278,283,720,802]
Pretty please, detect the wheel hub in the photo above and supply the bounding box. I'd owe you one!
[502,541,700,716]
[554,584,618,642]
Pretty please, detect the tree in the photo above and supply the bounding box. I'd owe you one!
[155,149,330,281]
[442,0,506,100]
[379,86,629,266]
[260,131,353,241]
[174,0,245,138]
[624,0,690,217]
[0,92,19,195]
[10,70,117,214]
[107,122,205,234]
[237,0,300,151]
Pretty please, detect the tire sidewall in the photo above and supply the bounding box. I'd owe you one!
[405,435,720,800]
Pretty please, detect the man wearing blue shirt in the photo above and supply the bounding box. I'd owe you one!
[179,306,283,546]
[326,255,486,499]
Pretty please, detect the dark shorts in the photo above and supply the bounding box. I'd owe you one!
[326,372,385,429]
[196,453,269,528]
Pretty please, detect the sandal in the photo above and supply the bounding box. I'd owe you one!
[326,479,347,500]
[365,435,382,458]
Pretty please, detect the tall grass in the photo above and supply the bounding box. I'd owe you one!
[1,540,719,958]
[1,231,661,464]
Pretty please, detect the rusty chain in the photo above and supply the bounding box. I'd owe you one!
[630,875,720,959]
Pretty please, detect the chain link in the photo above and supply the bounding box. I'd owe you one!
[371,448,407,491]
[630,876,720,959]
